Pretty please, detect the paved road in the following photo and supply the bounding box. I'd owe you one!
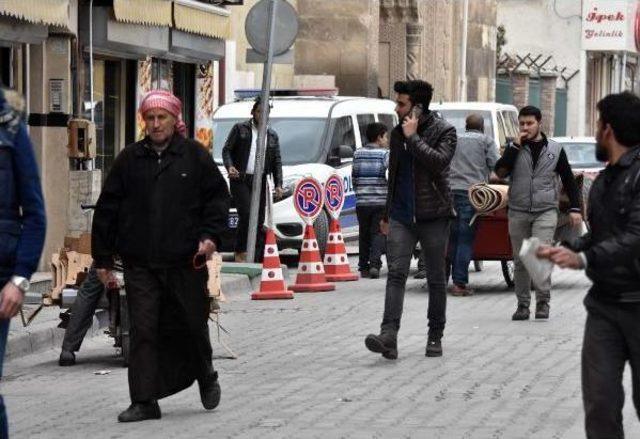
[3,261,639,438]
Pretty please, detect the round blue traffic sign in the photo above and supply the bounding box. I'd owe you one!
[294,177,324,222]
[324,174,345,219]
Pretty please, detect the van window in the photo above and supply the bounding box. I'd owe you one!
[330,116,356,153]
[377,113,396,131]
[357,114,376,146]
[496,112,507,149]
[501,110,519,140]
[436,109,494,140]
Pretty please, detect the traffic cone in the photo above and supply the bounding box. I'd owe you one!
[324,218,359,282]
[251,228,294,300]
[290,224,336,292]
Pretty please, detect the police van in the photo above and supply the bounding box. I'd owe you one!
[212,90,397,254]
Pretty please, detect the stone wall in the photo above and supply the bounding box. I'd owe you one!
[294,0,380,97]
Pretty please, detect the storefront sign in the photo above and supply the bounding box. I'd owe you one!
[582,0,640,52]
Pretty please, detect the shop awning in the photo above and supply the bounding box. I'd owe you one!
[113,0,172,27]
[173,0,230,40]
[0,0,70,27]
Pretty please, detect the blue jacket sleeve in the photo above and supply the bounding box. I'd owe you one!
[13,123,46,279]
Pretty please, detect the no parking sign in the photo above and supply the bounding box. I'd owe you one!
[293,177,324,224]
[324,174,345,220]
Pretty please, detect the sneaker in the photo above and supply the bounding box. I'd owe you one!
[59,350,76,366]
[512,305,530,321]
[448,284,473,297]
[117,401,161,423]
[369,268,380,279]
[364,331,397,360]
[198,370,221,410]
[535,302,550,319]
[414,270,427,280]
[425,337,443,357]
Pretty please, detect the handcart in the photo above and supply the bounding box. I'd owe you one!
[471,207,514,288]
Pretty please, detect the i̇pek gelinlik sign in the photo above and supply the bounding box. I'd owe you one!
[582,0,640,52]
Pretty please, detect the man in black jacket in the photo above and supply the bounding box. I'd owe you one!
[364,80,457,359]
[92,90,230,422]
[222,98,283,262]
[538,92,640,439]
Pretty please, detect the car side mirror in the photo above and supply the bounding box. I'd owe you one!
[338,145,354,159]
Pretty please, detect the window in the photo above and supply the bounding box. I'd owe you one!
[329,116,356,153]
[172,62,195,138]
[501,110,519,140]
[356,114,375,146]
[84,59,122,175]
[436,109,495,140]
[377,113,396,131]
[496,112,507,150]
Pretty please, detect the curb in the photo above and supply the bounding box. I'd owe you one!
[5,273,255,361]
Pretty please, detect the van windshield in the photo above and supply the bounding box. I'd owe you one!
[435,109,495,140]
[212,118,327,166]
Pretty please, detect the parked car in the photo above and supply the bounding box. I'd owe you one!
[212,90,398,254]
[551,136,599,239]
[431,101,520,154]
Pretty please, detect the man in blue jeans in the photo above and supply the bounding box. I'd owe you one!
[0,87,46,437]
[447,114,499,296]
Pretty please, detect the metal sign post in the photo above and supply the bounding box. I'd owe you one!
[246,0,278,263]
[244,0,298,263]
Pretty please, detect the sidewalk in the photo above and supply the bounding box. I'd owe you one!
[6,271,255,360]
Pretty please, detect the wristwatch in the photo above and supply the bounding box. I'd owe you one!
[10,276,30,293]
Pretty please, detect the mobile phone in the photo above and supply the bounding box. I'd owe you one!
[411,103,423,119]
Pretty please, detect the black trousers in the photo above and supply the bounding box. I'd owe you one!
[230,175,266,259]
[61,266,104,352]
[356,205,386,271]
[582,294,640,439]
[123,265,213,403]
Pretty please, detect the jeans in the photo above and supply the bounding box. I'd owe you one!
[356,205,386,271]
[61,267,104,352]
[0,277,9,438]
[381,218,450,338]
[582,294,640,439]
[230,175,266,259]
[508,209,558,307]
[447,190,477,286]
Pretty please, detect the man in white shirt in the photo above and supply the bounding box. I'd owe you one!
[222,98,283,262]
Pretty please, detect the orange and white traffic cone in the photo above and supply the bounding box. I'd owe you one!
[324,218,358,282]
[251,228,294,300]
[290,224,336,292]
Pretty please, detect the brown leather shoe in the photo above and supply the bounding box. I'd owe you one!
[448,284,473,296]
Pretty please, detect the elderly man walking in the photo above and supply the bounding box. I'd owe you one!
[92,90,230,422]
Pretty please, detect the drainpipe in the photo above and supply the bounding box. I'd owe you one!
[460,0,469,101]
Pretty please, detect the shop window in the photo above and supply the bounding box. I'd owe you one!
[84,59,122,175]
[172,62,195,139]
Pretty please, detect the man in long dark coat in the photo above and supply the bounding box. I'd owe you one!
[92,89,230,422]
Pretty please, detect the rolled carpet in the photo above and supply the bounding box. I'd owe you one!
[468,183,509,224]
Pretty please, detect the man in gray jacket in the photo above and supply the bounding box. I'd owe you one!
[495,106,582,321]
[447,114,499,296]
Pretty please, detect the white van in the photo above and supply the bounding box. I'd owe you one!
[431,102,519,152]
[212,92,397,253]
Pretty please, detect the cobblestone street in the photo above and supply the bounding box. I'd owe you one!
[3,261,640,438]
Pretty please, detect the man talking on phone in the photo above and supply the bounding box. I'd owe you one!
[495,106,581,321]
[92,90,230,422]
[364,80,457,359]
